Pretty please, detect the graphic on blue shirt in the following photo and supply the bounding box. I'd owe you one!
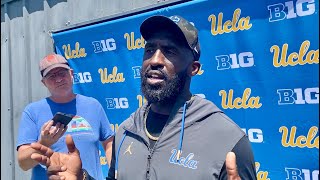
[67,116,92,132]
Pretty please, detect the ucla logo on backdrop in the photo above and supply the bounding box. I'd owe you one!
[268,0,316,22]
[216,52,254,70]
[132,66,142,79]
[137,95,147,108]
[255,162,270,180]
[99,150,107,165]
[124,32,145,50]
[279,126,319,149]
[169,149,198,170]
[219,88,262,109]
[110,123,119,133]
[98,66,125,84]
[62,42,87,60]
[106,97,129,109]
[208,8,252,36]
[92,37,117,53]
[73,72,92,84]
[277,87,319,105]
[270,40,319,68]
[242,128,264,143]
[285,167,319,180]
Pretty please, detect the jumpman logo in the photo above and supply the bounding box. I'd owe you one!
[124,142,133,155]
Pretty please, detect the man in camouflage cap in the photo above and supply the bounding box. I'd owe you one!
[30,15,257,180]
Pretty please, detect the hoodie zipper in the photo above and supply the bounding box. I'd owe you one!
[146,154,151,180]
[145,102,188,180]
[121,127,152,180]
[122,100,189,180]
[146,139,156,180]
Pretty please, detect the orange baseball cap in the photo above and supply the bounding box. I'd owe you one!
[39,54,70,77]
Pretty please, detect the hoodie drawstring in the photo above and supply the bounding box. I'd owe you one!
[176,102,187,161]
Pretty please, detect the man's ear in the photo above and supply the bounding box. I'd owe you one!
[189,61,201,76]
[69,69,74,82]
[41,79,47,87]
[69,69,74,76]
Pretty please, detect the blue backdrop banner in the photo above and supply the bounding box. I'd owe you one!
[52,0,319,179]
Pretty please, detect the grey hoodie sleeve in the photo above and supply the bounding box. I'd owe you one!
[218,136,257,180]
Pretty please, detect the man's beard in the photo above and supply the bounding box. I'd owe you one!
[141,67,188,104]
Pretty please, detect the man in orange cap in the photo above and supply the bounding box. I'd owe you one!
[16,54,114,180]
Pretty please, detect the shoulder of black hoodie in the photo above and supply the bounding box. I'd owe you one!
[218,136,257,180]
[192,96,257,179]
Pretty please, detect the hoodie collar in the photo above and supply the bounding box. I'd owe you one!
[123,95,196,135]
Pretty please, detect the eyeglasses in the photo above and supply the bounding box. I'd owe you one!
[44,69,69,81]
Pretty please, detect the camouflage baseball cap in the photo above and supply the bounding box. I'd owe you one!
[140,15,201,61]
[39,54,70,77]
